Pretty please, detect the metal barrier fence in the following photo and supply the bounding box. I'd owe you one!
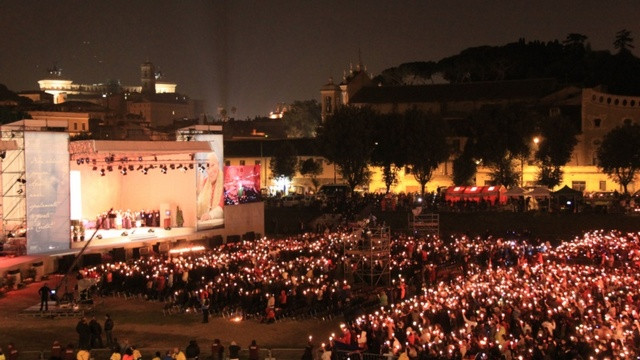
[19,348,318,360]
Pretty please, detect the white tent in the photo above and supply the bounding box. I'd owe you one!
[504,187,527,197]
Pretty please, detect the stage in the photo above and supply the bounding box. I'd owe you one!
[69,225,221,250]
[0,254,51,279]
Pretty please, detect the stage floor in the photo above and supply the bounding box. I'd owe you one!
[71,226,200,249]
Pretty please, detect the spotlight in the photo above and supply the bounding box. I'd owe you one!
[137,165,143,170]
[85,157,90,163]
[161,167,167,174]
[154,156,158,162]
[128,165,134,171]
[96,235,103,239]
[17,188,23,194]
[104,156,111,163]
[177,164,183,169]
[100,169,105,176]
[16,178,26,184]
[0,151,6,159]
[148,229,155,233]
[107,166,113,172]
[121,168,127,175]
[142,168,148,175]
[76,159,82,165]
[121,232,128,236]
[92,159,97,165]
[138,156,143,161]
[118,165,122,170]
[189,164,194,169]
[170,164,175,170]
[92,166,98,171]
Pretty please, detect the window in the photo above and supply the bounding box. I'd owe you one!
[255,160,261,165]
[239,160,245,166]
[81,123,86,131]
[73,123,78,130]
[593,118,601,127]
[599,181,607,191]
[325,96,332,113]
[572,181,586,192]
[224,160,230,166]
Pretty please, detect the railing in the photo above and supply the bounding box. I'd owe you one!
[19,347,322,360]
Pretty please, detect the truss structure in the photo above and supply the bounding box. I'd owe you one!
[344,225,391,287]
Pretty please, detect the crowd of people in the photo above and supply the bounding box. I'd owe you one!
[323,230,640,359]
[42,228,640,359]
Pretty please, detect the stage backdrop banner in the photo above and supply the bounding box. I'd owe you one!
[224,165,261,205]
[194,134,224,231]
[24,132,71,254]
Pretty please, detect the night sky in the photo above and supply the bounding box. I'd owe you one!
[1,0,638,119]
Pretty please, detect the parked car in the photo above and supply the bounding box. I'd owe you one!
[281,194,305,207]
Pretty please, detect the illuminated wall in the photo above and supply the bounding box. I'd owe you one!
[194,134,224,230]
[24,132,70,254]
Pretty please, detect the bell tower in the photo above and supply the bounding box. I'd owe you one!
[320,77,341,121]
[141,61,156,95]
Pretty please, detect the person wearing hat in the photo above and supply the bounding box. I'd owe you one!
[228,342,240,360]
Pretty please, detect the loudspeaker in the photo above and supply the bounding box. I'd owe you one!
[226,235,241,243]
[111,247,126,262]
[243,232,256,241]
[209,235,223,247]
[83,253,102,267]
[158,243,170,253]
[57,254,76,273]
[139,246,150,256]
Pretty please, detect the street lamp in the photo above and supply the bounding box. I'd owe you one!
[522,136,541,187]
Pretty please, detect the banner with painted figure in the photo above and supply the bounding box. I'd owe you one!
[24,132,71,254]
[194,134,224,231]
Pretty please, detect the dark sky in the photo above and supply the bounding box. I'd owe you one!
[1,0,638,119]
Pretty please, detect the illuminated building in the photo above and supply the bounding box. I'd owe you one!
[316,60,640,194]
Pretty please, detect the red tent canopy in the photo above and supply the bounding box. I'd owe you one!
[444,185,506,204]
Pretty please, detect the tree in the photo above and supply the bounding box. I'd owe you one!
[452,154,477,186]
[316,106,376,192]
[563,33,588,48]
[298,158,323,192]
[534,114,579,188]
[269,141,298,181]
[371,112,407,193]
[467,105,536,187]
[282,100,321,138]
[404,108,450,196]
[597,123,640,194]
[614,29,634,54]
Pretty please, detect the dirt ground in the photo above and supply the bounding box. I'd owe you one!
[0,275,341,356]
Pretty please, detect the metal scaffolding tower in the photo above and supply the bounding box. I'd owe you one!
[344,225,391,287]
[409,209,439,237]
[1,126,26,246]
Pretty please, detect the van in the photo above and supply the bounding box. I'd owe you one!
[316,184,350,201]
